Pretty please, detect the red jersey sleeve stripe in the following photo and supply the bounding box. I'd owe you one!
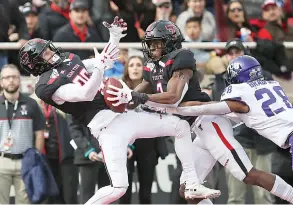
[69,53,74,60]
[47,77,58,85]
[143,66,151,72]
[165,59,174,67]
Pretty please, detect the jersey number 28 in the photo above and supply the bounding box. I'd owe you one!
[254,85,292,117]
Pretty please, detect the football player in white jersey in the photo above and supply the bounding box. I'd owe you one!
[165,55,293,203]
[167,55,293,151]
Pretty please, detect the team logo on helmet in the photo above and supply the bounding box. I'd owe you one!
[249,67,262,79]
[145,22,156,37]
[228,62,241,77]
[20,52,30,65]
[165,24,176,37]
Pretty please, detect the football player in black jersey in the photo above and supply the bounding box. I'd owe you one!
[106,20,293,204]
[19,17,221,204]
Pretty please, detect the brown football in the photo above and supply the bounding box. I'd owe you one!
[103,78,127,113]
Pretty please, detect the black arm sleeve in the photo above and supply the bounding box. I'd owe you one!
[35,76,71,103]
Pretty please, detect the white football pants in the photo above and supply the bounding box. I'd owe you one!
[85,111,198,205]
[181,115,253,184]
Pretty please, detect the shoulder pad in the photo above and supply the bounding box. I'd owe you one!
[167,48,194,60]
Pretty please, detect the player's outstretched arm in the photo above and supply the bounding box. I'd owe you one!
[82,16,127,73]
[52,43,119,104]
[106,68,193,107]
[167,100,249,116]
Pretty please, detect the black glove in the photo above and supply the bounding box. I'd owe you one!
[131,91,149,105]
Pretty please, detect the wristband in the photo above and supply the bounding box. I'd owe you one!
[128,144,135,150]
[84,148,95,158]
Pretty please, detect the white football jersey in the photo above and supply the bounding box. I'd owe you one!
[221,80,293,148]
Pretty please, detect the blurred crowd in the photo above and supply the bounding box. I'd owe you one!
[0,0,293,204]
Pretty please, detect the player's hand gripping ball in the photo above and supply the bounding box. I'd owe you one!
[103,78,127,113]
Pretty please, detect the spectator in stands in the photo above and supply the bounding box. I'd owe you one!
[258,0,293,69]
[176,0,216,41]
[21,2,43,39]
[90,0,114,42]
[205,0,229,14]
[153,0,176,22]
[119,56,168,204]
[0,64,45,204]
[30,96,79,204]
[39,0,70,40]
[257,0,293,101]
[226,0,258,41]
[224,1,287,82]
[243,0,266,19]
[184,16,211,69]
[0,0,29,69]
[67,115,110,204]
[109,0,155,42]
[53,0,103,60]
[13,0,48,10]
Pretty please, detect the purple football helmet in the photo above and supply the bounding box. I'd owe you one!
[226,55,264,84]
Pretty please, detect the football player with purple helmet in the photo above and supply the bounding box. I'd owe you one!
[167,55,293,203]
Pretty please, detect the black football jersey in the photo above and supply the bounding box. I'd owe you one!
[35,52,108,125]
[143,49,211,102]
[143,49,211,124]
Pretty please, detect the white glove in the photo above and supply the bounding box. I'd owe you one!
[93,43,119,70]
[103,16,127,41]
[106,80,133,106]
